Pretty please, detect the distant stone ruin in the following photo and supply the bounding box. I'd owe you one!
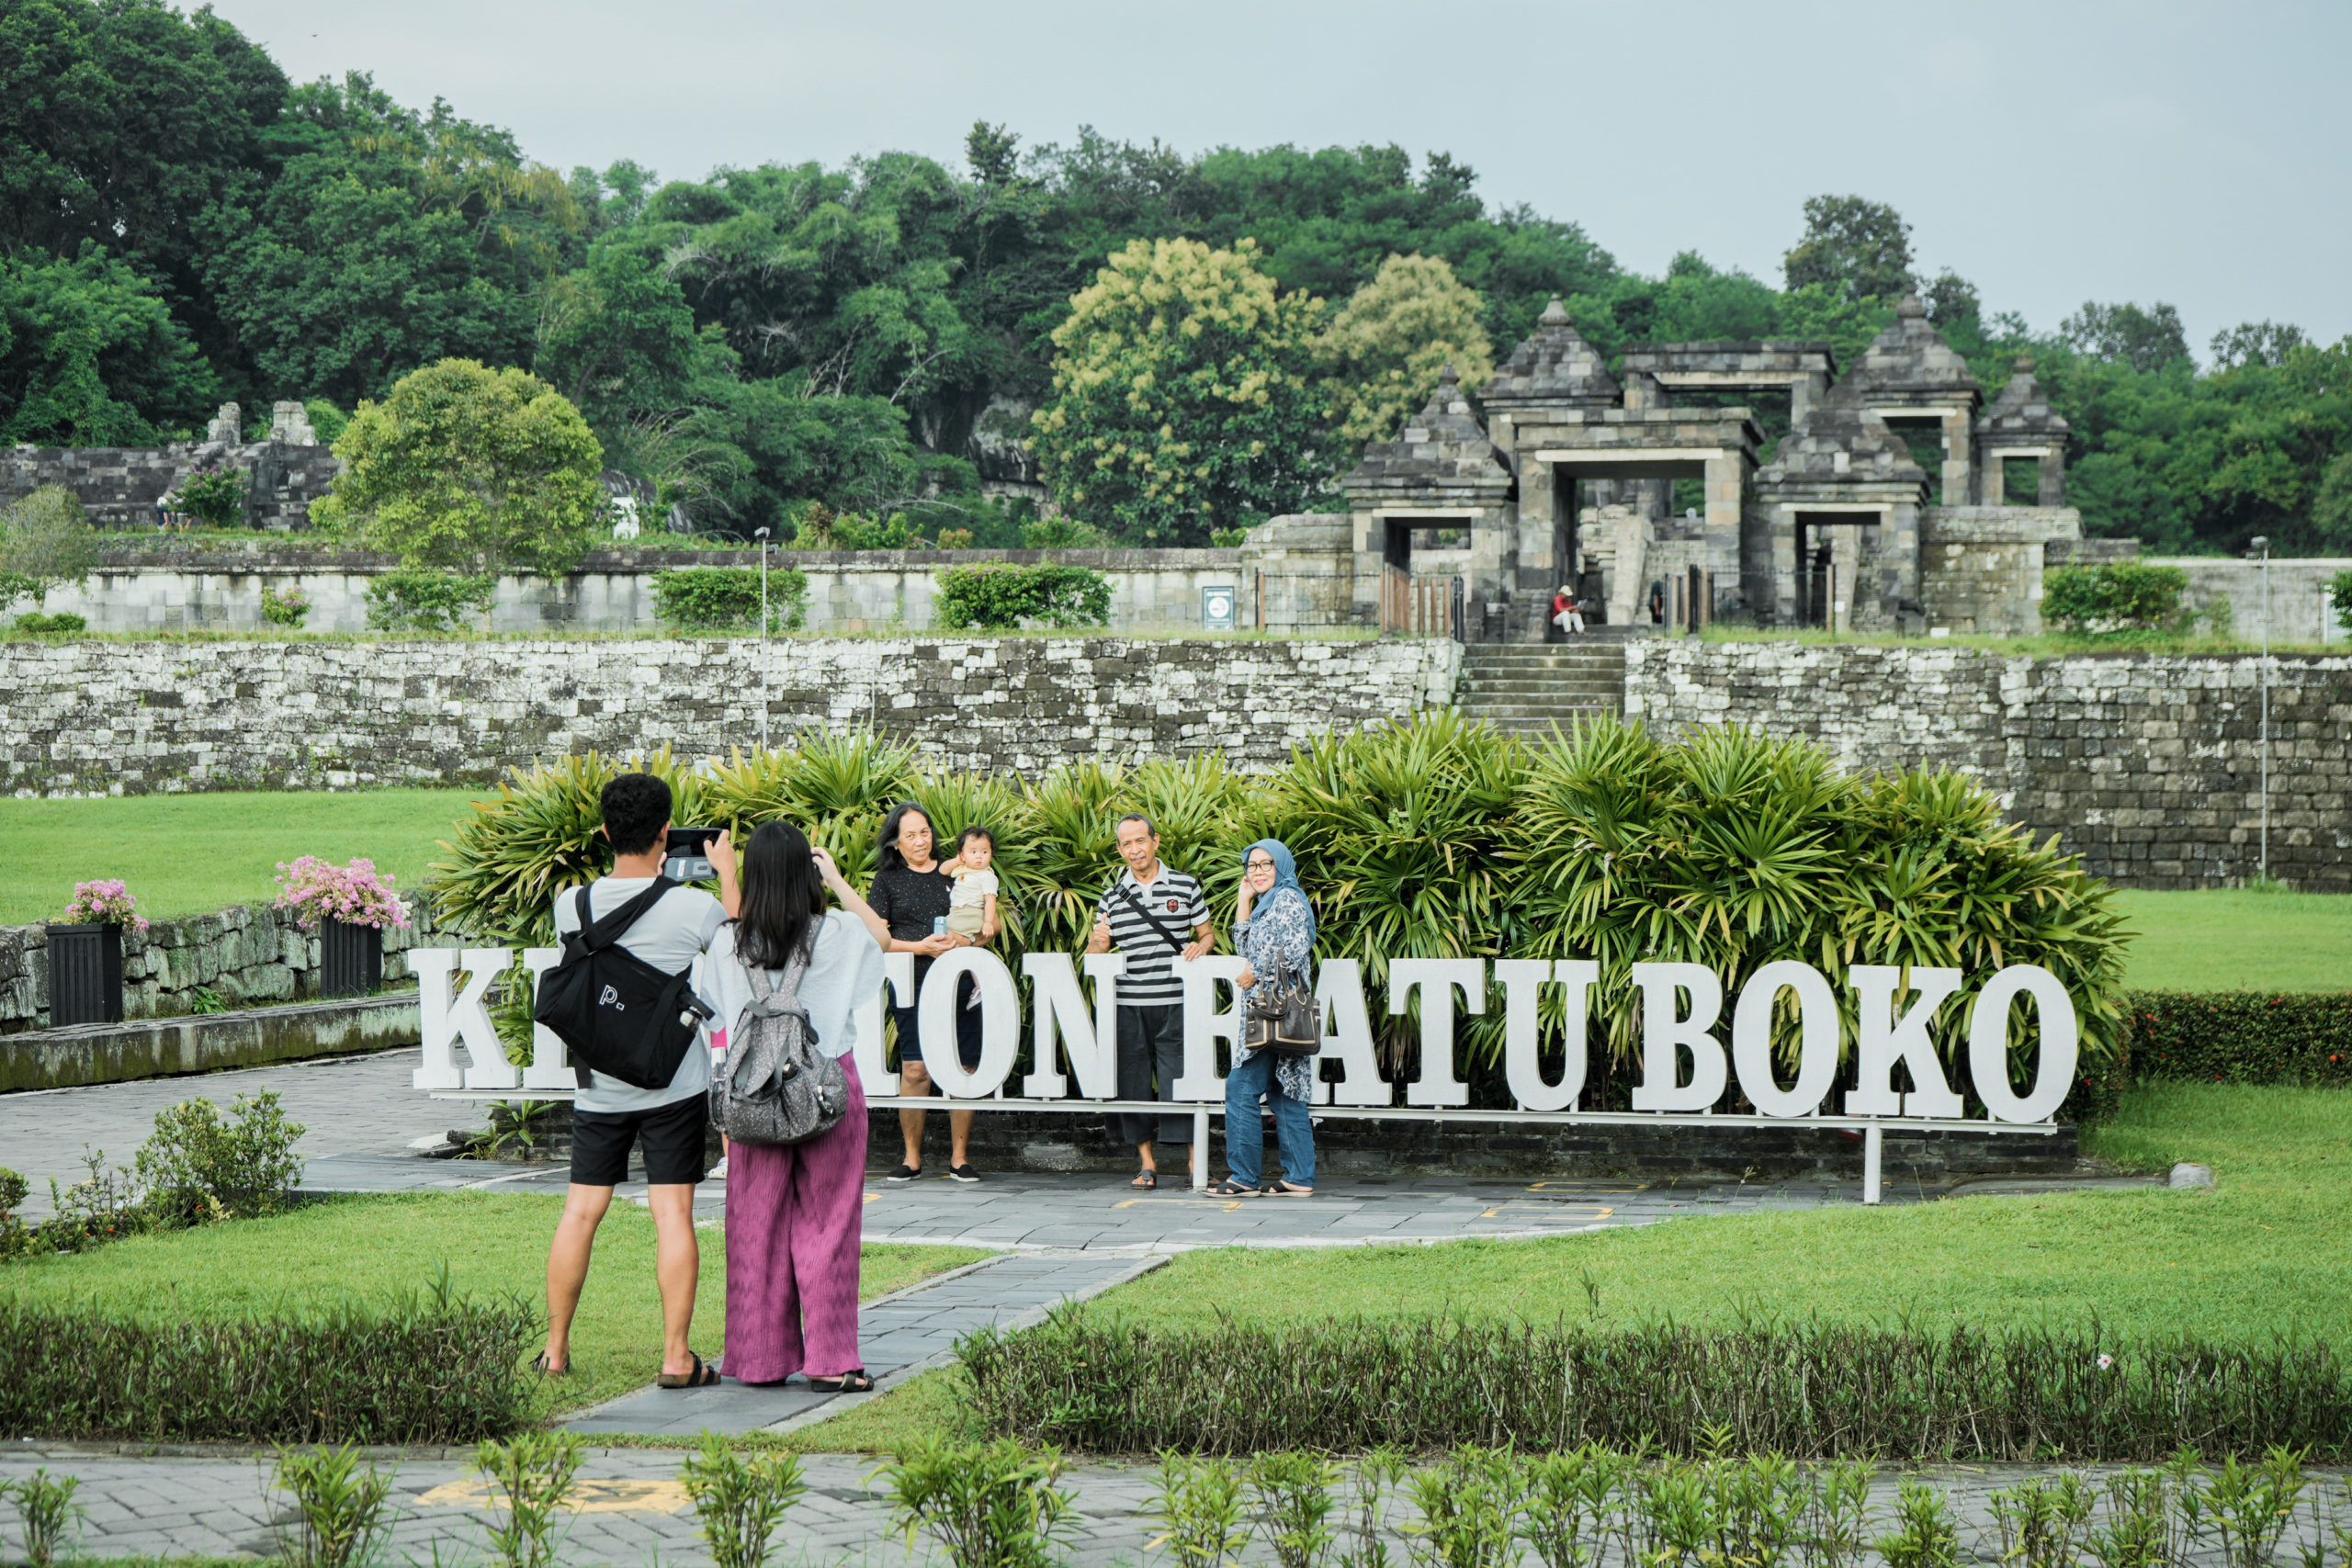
[1255,295,2086,637]
[3,400,342,530]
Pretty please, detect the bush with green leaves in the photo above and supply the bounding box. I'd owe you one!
[0,485,98,606]
[0,1272,537,1442]
[12,610,85,633]
[2330,570,2352,636]
[365,569,496,632]
[132,1089,305,1224]
[178,464,249,527]
[260,585,312,627]
[2041,561,2195,635]
[959,1314,2352,1460]
[651,564,808,632]
[878,1437,1076,1568]
[934,563,1112,630]
[271,1445,398,1568]
[682,1434,807,1568]
[0,1467,82,1567]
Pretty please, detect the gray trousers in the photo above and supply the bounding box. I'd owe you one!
[1108,1003,1191,1146]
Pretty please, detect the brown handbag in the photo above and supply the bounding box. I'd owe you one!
[1244,958,1321,1057]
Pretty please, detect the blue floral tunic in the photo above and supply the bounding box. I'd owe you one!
[1234,885,1317,1102]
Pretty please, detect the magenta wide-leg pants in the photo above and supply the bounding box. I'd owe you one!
[721,1070,868,1383]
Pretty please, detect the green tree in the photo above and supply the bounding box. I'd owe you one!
[2059,300,2190,373]
[1031,236,1336,546]
[535,235,703,431]
[1781,195,1915,303]
[0,486,99,605]
[312,359,605,578]
[1317,253,1494,443]
[0,243,218,444]
[194,74,581,408]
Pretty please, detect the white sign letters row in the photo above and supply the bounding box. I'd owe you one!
[411,949,2077,1125]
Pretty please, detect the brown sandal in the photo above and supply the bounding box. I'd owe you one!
[657,1351,721,1389]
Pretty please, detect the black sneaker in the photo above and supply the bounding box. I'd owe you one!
[947,1163,981,1184]
[886,1164,921,1182]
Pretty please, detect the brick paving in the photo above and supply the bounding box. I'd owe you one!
[0,1448,2338,1568]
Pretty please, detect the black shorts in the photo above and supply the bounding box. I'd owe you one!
[891,981,984,1070]
[571,1094,707,1187]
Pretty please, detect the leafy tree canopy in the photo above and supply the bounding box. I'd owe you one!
[0,485,100,603]
[0,243,217,444]
[1031,236,1336,545]
[312,358,605,577]
[1781,194,1915,303]
[1317,253,1494,443]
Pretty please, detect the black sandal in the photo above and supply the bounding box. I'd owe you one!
[808,1369,876,1393]
[657,1351,721,1389]
[1128,1170,1158,1190]
[1204,1179,1255,1197]
[531,1351,572,1376]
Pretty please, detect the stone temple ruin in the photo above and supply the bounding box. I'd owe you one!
[2,400,342,530]
[1257,294,2086,637]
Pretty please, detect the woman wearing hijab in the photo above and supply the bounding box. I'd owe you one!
[1209,839,1317,1196]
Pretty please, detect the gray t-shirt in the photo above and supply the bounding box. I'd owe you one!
[553,877,729,1114]
[703,910,886,1064]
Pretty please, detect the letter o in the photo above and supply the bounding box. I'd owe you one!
[1968,965,2078,1123]
[1732,960,1840,1118]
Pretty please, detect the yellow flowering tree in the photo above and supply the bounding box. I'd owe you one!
[1030,237,1337,547]
[1317,253,1495,443]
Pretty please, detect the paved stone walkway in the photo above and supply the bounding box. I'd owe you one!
[1,1448,2337,1568]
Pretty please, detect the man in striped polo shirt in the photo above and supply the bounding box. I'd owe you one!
[1086,813,1215,1189]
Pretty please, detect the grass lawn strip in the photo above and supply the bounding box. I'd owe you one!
[0,1190,984,1421]
[2111,887,2352,993]
[1058,1085,2347,1347]
[0,789,478,927]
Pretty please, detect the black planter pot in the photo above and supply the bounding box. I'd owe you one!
[319,919,384,999]
[47,922,125,1026]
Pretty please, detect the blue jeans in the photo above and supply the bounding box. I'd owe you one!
[1223,1048,1315,1188]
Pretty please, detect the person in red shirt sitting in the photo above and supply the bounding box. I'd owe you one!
[1551,584,1586,636]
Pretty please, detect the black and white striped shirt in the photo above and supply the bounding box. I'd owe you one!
[1101,865,1207,1007]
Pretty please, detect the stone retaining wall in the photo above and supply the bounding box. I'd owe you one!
[0,995,422,1091]
[0,636,1457,795]
[0,902,446,1032]
[1629,641,2352,890]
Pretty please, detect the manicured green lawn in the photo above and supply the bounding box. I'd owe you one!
[0,788,479,925]
[791,1084,2350,1452]
[0,1191,983,1421]
[2112,887,2352,992]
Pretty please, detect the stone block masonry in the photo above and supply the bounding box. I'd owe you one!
[1629,640,2352,891]
[0,636,1459,796]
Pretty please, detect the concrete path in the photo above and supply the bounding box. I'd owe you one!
[1,1448,2337,1568]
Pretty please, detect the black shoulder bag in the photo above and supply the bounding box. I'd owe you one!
[533,879,715,1090]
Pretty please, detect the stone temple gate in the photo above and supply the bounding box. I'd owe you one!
[1255,294,2080,638]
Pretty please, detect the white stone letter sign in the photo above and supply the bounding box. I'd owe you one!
[1970,964,2079,1123]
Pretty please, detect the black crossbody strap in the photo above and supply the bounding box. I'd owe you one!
[572,876,679,953]
[1114,880,1193,953]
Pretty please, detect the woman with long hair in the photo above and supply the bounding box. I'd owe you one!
[703,821,889,1391]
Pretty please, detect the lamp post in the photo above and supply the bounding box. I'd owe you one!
[753,526,772,752]
[2247,535,2270,882]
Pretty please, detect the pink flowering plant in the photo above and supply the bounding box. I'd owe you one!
[63,879,150,931]
[272,856,413,931]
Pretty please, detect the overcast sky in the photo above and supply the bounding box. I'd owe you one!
[208,0,2351,355]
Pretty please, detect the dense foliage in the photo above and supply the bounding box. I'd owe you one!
[0,485,97,604]
[962,1312,2351,1460]
[428,716,2130,1100]
[313,359,605,577]
[2040,561,2194,634]
[2124,991,2352,1089]
[0,1,2341,554]
[649,564,808,632]
[933,563,1113,629]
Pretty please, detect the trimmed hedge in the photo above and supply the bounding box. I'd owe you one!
[0,1284,537,1443]
[2124,990,2352,1089]
[960,1314,2352,1461]
[934,563,1111,629]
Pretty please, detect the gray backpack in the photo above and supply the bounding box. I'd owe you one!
[709,943,848,1147]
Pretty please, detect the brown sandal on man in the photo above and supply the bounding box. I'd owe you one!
[657,1351,722,1389]
[1128,1169,1158,1190]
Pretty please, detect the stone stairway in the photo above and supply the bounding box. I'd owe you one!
[1453,636,1634,735]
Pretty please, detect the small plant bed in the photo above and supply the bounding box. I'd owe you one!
[0,788,472,926]
[0,1190,984,1429]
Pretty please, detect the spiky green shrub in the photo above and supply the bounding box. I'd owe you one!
[425,716,2130,1093]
